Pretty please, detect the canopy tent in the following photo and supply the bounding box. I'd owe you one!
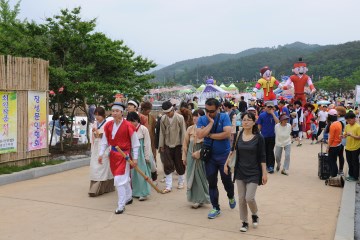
[178,89,194,93]
[227,83,238,90]
[197,84,206,92]
[219,83,228,90]
[149,85,196,94]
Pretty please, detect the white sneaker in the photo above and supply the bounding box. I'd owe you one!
[177,183,184,189]
[252,215,259,228]
[240,222,248,232]
[115,207,125,214]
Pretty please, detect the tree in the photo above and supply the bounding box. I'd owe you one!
[0,4,157,150]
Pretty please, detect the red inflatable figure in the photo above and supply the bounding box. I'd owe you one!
[283,58,316,106]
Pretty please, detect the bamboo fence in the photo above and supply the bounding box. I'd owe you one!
[0,55,49,166]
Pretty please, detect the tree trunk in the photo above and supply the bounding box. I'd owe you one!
[69,104,78,147]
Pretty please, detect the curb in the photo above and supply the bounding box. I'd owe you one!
[0,157,90,186]
[334,179,355,240]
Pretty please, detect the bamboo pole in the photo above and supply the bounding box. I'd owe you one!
[114,146,162,194]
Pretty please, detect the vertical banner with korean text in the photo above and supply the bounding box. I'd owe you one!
[356,85,360,104]
[28,91,47,151]
[0,92,17,154]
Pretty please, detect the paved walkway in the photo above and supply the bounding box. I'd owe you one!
[0,139,343,240]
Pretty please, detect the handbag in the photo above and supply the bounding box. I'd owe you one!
[227,130,242,173]
[200,114,220,162]
[325,175,345,188]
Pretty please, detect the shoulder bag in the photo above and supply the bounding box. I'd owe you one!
[200,114,220,162]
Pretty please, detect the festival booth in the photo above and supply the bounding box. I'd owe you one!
[197,84,205,92]
[198,78,228,105]
[0,55,49,166]
[219,83,228,91]
[227,83,239,94]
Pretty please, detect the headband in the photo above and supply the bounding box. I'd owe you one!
[112,105,124,111]
[128,100,138,108]
[163,106,173,113]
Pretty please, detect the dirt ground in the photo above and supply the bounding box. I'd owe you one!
[49,143,90,160]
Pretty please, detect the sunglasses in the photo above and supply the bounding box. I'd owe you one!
[267,106,274,109]
[205,109,217,113]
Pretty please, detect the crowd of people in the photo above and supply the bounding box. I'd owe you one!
[87,94,360,233]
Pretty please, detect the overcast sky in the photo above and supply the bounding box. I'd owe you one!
[17,0,360,66]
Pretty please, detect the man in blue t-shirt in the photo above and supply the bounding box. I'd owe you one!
[257,101,279,173]
[197,98,236,219]
[278,100,290,119]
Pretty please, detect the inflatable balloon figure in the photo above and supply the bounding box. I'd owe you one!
[283,58,316,106]
[253,66,280,105]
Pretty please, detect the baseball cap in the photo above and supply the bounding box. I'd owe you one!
[265,101,275,107]
[328,109,338,116]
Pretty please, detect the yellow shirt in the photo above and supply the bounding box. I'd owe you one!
[313,103,318,112]
[344,123,360,151]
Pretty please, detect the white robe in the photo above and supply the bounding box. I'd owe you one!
[89,121,113,181]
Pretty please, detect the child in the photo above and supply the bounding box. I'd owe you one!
[310,118,318,144]
[275,114,292,175]
[290,112,301,146]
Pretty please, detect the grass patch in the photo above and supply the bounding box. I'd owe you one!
[0,160,66,175]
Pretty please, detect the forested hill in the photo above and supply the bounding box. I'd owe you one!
[151,41,360,85]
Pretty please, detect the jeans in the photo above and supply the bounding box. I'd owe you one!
[345,149,360,179]
[264,137,276,168]
[236,180,258,222]
[275,144,291,170]
[317,121,327,138]
[337,145,345,172]
[205,153,234,210]
[328,146,342,177]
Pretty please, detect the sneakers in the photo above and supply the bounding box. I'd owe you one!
[297,143,302,147]
[115,207,125,214]
[177,183,184,189]
[267,167,274,174]
[139,196,147,201]
[338,170,344,176]
[310,142,314,145]
[346,176,358,182]
[208,208,221,219]
[252,215,259,228]
[240,222,249,232]
[125,198,133,205]
[229,198,236,209]
[281,169,289,176]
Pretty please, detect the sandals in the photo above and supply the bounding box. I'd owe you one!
[161,188,172,194]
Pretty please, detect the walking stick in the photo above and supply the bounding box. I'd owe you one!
[115,146,162,193]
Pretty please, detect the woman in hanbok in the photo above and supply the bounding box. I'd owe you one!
[127,112,152,201]
[182,109,210,208]
[88,107,114,197]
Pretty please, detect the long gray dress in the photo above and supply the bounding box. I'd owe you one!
[183,125,210,204]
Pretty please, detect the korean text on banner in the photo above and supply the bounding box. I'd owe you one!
[0,92,17,154]
[28,91,47,151]
[356,85,360,104]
